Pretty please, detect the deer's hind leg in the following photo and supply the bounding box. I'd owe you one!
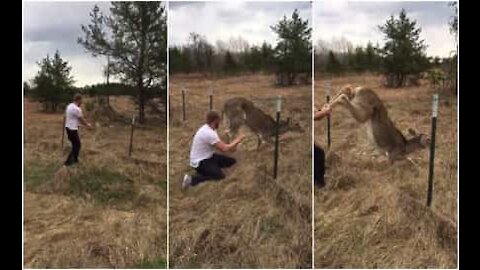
[255,134,269,150]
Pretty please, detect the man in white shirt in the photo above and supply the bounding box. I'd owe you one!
[64,94,92,166]
[183,111,245,189]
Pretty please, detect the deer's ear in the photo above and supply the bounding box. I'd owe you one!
[407,128,417,136]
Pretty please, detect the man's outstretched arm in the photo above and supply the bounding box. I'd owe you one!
[215,134,245,152]
[314,104,332,121]
[79,116,92,128]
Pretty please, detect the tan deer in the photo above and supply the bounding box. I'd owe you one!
[328,85,430,164]
[222,97,304,149]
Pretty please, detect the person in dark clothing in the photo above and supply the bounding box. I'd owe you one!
[314,104,332,188]
[65,128,81,165]
[189,153,237,185]
[64,94,92,166]
[183,111,245,188]
[314,144,326,188]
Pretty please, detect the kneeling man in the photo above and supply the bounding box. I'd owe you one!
[183,111,245,189]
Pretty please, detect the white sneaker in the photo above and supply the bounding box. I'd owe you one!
[182,174,192,189]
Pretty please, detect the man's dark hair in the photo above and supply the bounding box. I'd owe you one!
[73,93,82,102]
[206,111,221,124]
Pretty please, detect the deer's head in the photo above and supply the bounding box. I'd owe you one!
[329,85,356,107]
[337,85,356,99]
[405,128,431,153]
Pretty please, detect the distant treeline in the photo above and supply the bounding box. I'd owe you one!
[24,57,165,113]
[170,35,276,75]
[25,2,168,122]
[315,40,380,74]
[169,9,312,86]
[25,82,165,100]
[82,83,163,99]
[315,40,455,75]
[316,8,457,90]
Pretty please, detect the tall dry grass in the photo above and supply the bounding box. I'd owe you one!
[169,74,312,268]
[23,96,167,268]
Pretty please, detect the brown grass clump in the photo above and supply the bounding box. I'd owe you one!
[24,96,167,268]
[86,103,123,124]
[314,74,457,268]
[169,74,312,268]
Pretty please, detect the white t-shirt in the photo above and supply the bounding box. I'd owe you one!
[189,124,220,168]
[65,103,83,130]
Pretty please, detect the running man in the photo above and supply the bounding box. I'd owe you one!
[64,94,92,166]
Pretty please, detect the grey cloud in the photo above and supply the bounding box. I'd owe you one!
[314,1,456,57]
[170,1,311,47]
[24,1,113,86]
[170,1,206,9]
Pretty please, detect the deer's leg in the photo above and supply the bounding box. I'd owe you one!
[385,152,395,165]
[406,157,419,168]
[225,130,232,143]
[223,116,231,142]
[256,134,262,150]
[339,96,371,123]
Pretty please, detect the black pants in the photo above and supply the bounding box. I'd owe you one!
[191,154,236,186]
[314,145,325,188]
[65,128,81,166]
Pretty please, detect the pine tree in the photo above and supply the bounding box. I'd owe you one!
[353,47,366,72]
[325,51,342,74]
[260,42,274,72]
[78,2,167,123]
[364,42,378,72]
[223,51,238,74]
[23,81,31,96]
[245,46,262,73]
[449,1,458,95]
[271,9,312,85]
[31,50,75,112]
[378,9,428,87]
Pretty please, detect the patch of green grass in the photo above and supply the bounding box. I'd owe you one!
[260,216,282,234]
[137,257,167,268]
[156,179,167,190]
[24,162,58,190]
[69,167,136,207]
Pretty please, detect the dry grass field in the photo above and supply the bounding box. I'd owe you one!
[23,96,167,268]
[314,74,457,268]
[169,74,312,268]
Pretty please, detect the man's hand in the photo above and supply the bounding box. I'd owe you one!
[321,104,332,115]
[236,133,246,142]
[230,133,245,152]
[314,104,332,121]
[215,133,246,153]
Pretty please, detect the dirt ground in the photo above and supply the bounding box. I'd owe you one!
[23,96,167,268]
[168,74,312,268]
[314,74,457,268]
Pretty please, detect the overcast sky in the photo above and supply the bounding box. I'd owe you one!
[169,1,312,47]
[24,1,115,87]
[23,1,456,87]
[314,1,457,57]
